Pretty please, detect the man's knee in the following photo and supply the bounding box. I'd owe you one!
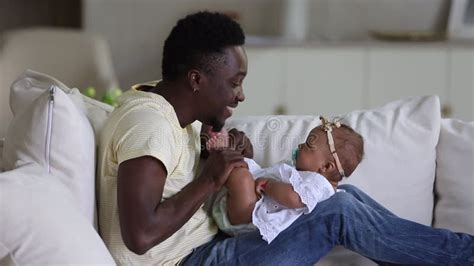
[300,192,360,243]
[337,184,361,195]
[316,191,358,218]
[331,191,355,206]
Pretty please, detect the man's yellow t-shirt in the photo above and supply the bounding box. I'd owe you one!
[98,82,217,265]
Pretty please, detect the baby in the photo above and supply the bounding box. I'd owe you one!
[207,117,364,243]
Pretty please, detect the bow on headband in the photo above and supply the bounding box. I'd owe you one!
[319,116,345,178]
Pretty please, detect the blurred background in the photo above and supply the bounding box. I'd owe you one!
[0,0,472,131]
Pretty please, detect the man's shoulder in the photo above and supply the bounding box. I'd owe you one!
[120,106,171,124]
[99,104,177,152]
[114,90,181,130]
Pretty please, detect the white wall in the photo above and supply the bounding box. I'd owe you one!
[308,0,449,41]
[84,0,450,89]
[83,0,281,89]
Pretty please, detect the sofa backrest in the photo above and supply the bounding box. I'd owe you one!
[227,95,441,226]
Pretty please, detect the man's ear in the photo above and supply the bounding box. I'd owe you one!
[188,70,202,92]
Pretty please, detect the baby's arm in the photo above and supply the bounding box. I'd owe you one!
[255,178,305,209]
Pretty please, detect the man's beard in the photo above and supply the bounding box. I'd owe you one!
[210,117,224,132]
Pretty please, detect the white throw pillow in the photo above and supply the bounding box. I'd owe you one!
[0,163,115,265]
[2,86,96,226]
[227,95,440,226]
[434,118,474,234]
[9,69,79,116]
[10,69,114,142]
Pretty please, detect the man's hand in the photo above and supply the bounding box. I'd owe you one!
[199,149,247,191]
[228,128,254,158]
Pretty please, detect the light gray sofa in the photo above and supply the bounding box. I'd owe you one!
[0,71,472,265]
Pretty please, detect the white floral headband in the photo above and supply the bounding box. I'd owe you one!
[320,116,345,178]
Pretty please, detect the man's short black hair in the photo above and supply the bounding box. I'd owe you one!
[162,11,245,81]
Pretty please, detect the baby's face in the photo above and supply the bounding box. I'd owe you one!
[294,127,328,173]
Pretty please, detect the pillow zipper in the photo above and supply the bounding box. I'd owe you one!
[45,85,55,173]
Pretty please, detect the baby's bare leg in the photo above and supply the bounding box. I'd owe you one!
[226,167,258,225]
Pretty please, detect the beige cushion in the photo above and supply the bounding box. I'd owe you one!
[0,28,118,138]
[0,163,114,265]
[434,118,474,234]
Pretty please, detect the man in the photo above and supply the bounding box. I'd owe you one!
[98,11,474,265]
[98,11,250,265]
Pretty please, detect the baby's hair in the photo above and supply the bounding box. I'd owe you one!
[332,124,364,178]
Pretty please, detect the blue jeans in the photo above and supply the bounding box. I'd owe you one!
[181,184,474,265]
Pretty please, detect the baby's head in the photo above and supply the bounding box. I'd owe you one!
[295,118,364,187]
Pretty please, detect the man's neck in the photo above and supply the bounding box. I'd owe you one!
[153,80,196,128]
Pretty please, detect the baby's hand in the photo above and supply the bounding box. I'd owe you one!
[206,128,229,151]
[255,177,272,198]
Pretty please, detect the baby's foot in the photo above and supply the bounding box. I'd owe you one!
[206,129,229,151]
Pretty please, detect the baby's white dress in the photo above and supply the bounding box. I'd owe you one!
[212,158,336,243]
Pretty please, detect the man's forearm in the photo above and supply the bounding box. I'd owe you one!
[141,177,214,252]
[123,149,245,255]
